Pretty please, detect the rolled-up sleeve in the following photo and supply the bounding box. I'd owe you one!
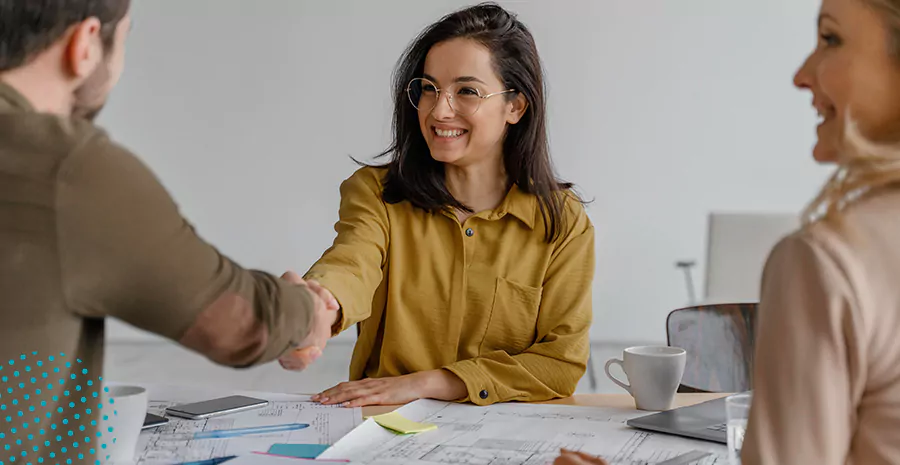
[56,132,316,367]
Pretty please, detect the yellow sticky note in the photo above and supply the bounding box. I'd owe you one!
[372,411,438,434]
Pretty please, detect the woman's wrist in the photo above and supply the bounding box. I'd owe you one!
[418,369,467,401]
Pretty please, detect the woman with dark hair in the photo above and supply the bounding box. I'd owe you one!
[293,2,594,407]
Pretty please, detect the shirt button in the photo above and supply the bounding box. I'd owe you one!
[479,390,489,400]
[465,228,475,237]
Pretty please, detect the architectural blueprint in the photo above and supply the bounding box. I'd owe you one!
[320,400,727,465]
[130,386,362,464]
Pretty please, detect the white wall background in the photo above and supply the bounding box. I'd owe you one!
[99,0,829,345]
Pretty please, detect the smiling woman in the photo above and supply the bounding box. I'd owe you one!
[290,2,595,408]
[741,0,900,463]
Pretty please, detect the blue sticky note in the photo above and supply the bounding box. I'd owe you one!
[267,443,330,459]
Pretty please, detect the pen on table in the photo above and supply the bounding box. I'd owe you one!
[175,456,237,465]
[191,423,310,439]
[252,452,350,462]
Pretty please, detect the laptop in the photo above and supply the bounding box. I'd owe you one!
[626,396,731,444]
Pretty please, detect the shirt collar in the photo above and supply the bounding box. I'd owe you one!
[493,184,537,229]
[0,81,35,113]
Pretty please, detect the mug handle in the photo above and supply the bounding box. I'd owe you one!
[604,358,631,394]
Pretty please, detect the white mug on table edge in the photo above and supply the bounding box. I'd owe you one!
[604,345,686,411]
[98,385,148,464]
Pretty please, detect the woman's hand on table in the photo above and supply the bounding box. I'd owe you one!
[312,369,467,407]
[553,449,608,465]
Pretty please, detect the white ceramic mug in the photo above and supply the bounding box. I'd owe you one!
[99,385,148,464]
[604,346,686,411]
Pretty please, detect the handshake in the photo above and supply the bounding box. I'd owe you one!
[277,271,341,371]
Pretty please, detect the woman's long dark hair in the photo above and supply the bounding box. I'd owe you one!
[375,2,578,242]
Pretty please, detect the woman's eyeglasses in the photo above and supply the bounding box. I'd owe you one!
[406,78,516,116]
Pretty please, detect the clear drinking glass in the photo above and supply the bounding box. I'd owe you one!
[726,393,752,464]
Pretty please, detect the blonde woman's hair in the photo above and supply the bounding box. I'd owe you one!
[803,0,900,226]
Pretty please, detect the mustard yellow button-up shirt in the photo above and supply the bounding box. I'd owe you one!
[306,167,594,405]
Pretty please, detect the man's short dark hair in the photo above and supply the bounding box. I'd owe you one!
[0,0,131,72]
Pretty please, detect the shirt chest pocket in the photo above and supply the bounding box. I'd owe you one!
[479,277,543,355]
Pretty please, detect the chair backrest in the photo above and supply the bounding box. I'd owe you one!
[705,212,798,302]
[667,303,757,393]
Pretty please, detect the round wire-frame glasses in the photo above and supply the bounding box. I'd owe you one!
[406,77,517,116]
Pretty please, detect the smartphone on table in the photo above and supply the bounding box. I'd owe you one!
[164,395,269,420]
[142,413,170,430]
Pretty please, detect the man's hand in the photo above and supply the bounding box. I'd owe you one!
[277,271,339,371]
[553,450,608,465]
[282,271,339,311]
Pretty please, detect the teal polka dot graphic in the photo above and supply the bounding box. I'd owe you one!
[0,351,112,464]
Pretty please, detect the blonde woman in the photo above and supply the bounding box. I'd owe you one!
[742,0,900,463]
[556,0,900,463]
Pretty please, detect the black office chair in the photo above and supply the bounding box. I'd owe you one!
[666,303,757,393]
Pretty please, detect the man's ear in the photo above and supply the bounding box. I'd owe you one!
[65,18,104,79]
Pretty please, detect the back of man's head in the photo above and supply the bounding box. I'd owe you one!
[0,0,132,119]
[0,0,131,71]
